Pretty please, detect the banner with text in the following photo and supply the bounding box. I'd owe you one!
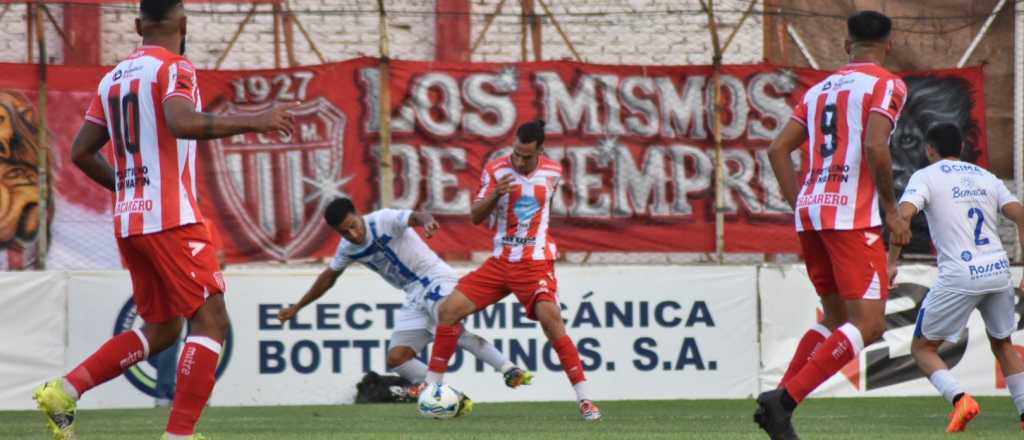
[0,60,988,267]
[760,264,1024,397]
[65,265,758,408]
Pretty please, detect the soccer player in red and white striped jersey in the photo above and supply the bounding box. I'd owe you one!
[423,120,601,421]
[33,2,295,439]
[756,11,912,439]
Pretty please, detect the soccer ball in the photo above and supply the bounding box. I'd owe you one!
[417,383,462,419]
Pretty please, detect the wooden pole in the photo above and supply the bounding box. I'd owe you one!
[519,0,528,61]
[536,0,582,62]
[377,0,394,208]
[34,0,47,269]
[283,9,299,67]
[214,4,257,70]
[524,0,541,61]
[702,0,726,263]
[469,0,507,56]
[272,3,282,69]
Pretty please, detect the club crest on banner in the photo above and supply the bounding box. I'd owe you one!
[208,97,349,260]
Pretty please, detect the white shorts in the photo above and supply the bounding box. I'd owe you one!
[914,287,1017,343]
[389,278,456,352]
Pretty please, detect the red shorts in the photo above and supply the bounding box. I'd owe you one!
[799,227,889,300]
[456,258,558,320]
[117,223,225,323]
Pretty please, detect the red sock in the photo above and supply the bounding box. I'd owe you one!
[427,324,462,374]
[784,323,863,402]
[66,329,148,396]
[166,336,222,436]
[780,324,831,387]
[552,335,586,385]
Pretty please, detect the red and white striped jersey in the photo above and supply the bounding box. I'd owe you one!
[84,46,203,238]
[476,155,561,262]
[790,62,907,231]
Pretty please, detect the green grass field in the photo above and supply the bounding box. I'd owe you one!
[2,397,1022,439]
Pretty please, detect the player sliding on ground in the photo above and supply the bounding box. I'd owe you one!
[277,198,532,414]
[758,10,911,440]
[887,123,1024,432]
[34,1,297,439]
[421,120,601,421]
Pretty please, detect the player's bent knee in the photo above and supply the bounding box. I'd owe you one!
[386,346,417,369]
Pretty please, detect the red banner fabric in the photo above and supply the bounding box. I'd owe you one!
[0,59,988,267]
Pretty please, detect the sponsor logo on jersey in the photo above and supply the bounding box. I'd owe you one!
[207,96,348,260]
[114,199,155,215]
[513,195,541,223]
[940,163,983,174]
[952,186,987,199]
[968,258,1010,280]
[797,192,850,208]
[113,298,233,398]
[502,236,537,246]
[961,250,973,262]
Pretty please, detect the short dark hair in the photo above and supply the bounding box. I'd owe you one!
[141,0,183,21]
[516,120,546,148]
[926,123,963,158]
[847,11,892,42]
[323,198,356,226]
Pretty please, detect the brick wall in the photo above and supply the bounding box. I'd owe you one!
[0,0,762,67]
[469,0,763,65]
[0,3,64,65]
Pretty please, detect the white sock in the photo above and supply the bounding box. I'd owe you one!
[164,434,191,440]
[928,369,964,404]
[61,378,80,401]
[1005,371,1024,415]
[573,380,592,402]
[425,371,444,385]
[457,330,511,372]
[392,358,428,383]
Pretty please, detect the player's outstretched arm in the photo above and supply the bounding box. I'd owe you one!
[767,120,808,209]
[470,175,514,225]
[278,267,342,323]
[408,211,440,238]
[886,202,919,284]
[864,112,910,245]
[70,121,115,192]
[163,97,299,140]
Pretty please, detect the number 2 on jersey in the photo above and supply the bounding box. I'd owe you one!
[107,80,141,155]
[819,103,838,158]
[967,207,990,246]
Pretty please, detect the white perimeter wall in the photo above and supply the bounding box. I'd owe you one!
[2,264,1024,410]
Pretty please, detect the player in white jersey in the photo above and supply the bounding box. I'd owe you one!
[276,198,532,414]
[888,123,1024,432]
